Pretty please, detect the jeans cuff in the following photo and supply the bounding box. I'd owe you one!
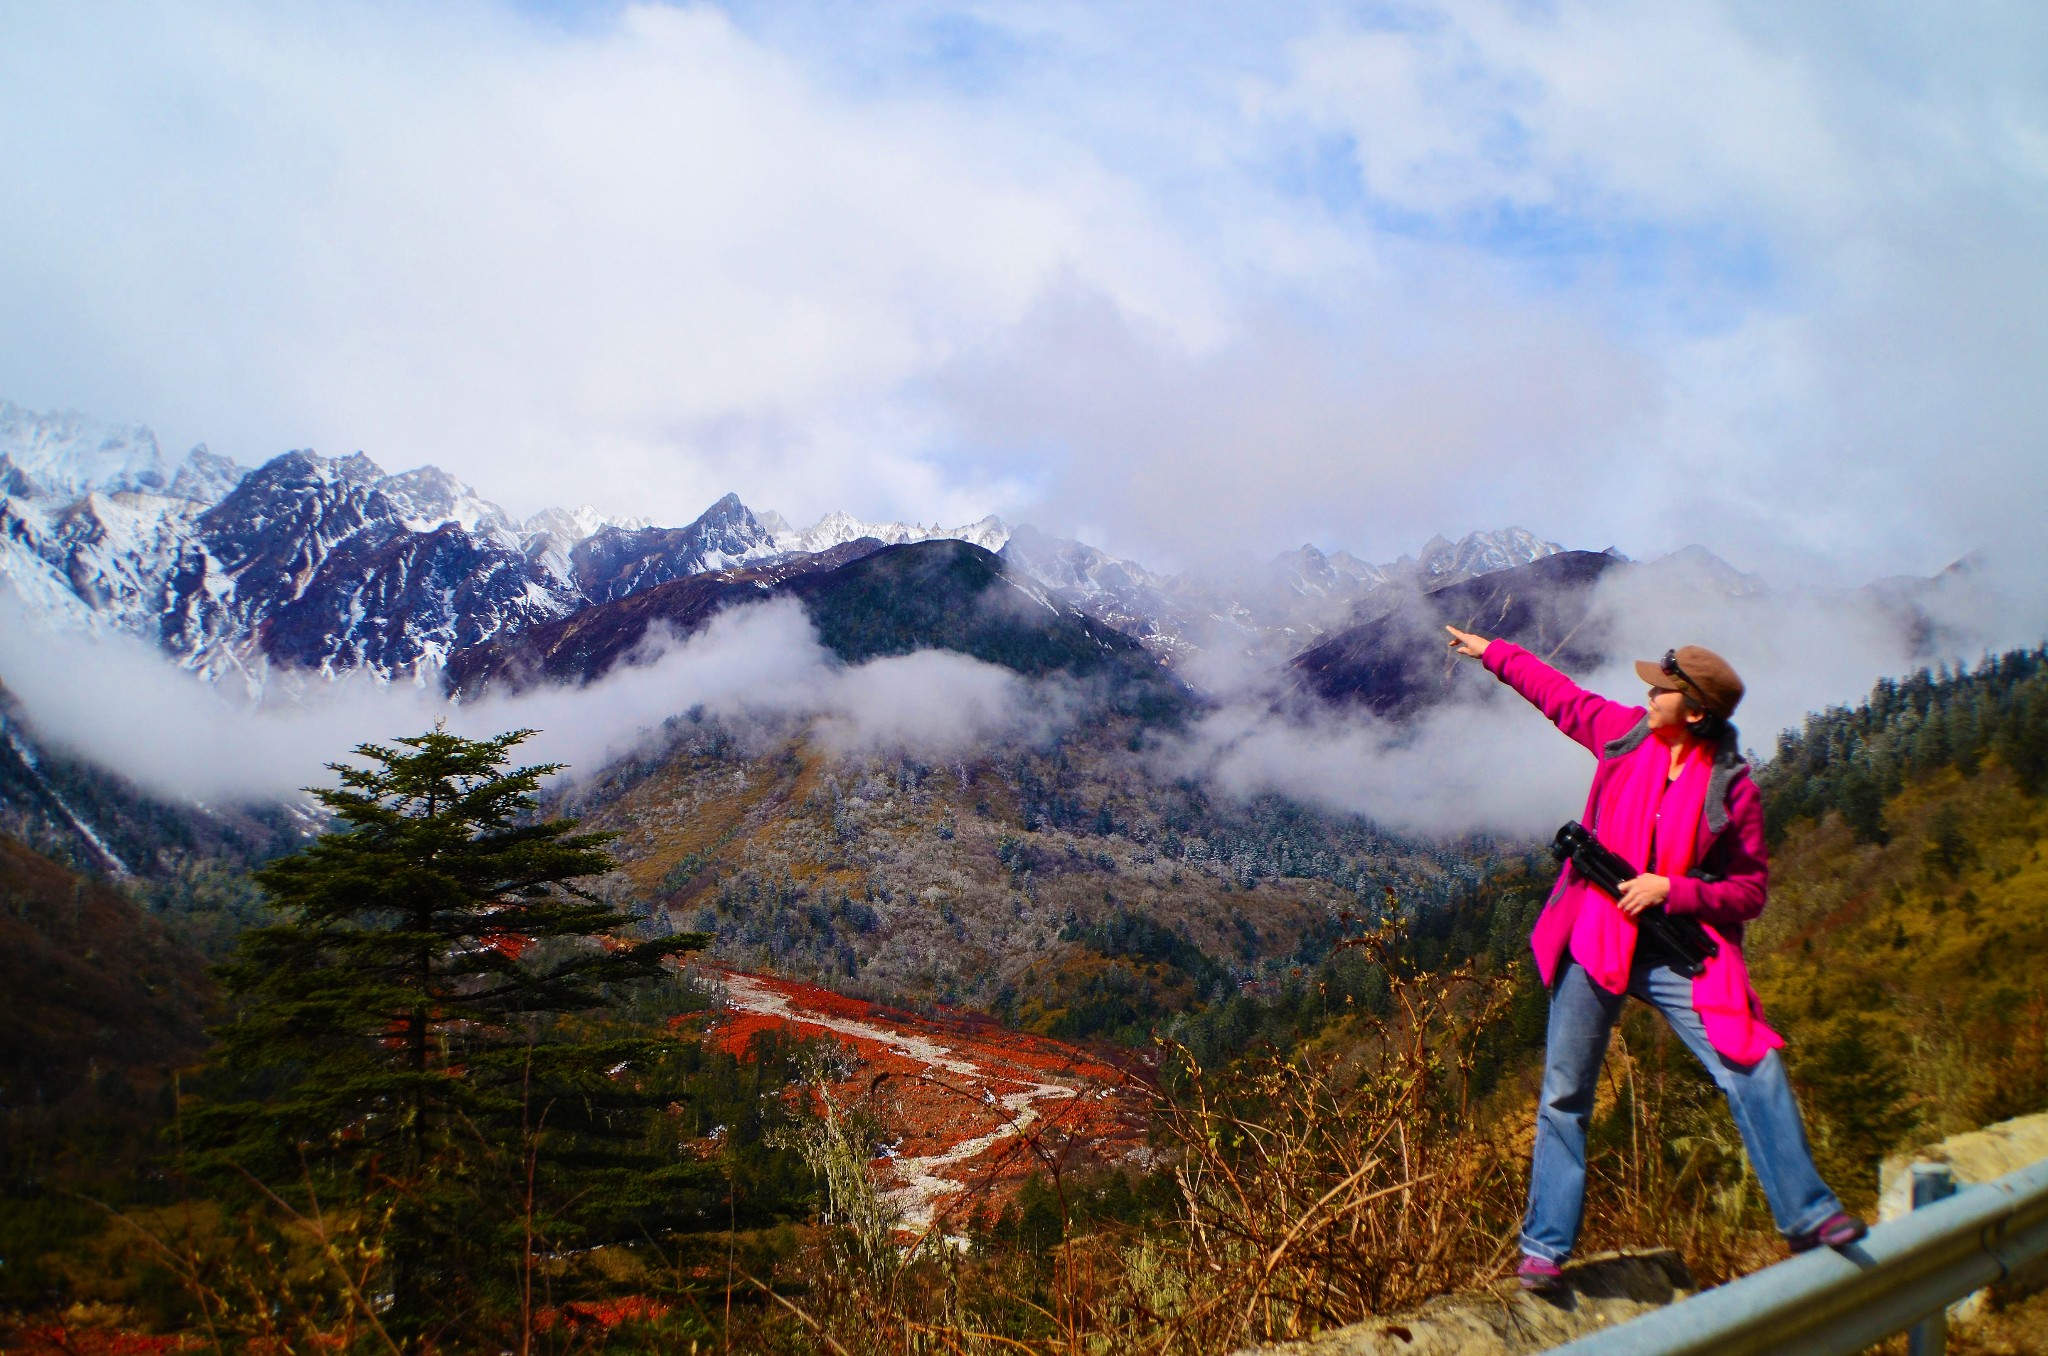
[1518,1233,1569,1263]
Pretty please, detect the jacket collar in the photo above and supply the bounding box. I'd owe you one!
[1602,716,1748,834]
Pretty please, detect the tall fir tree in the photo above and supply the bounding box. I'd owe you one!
[192,728,716,1347]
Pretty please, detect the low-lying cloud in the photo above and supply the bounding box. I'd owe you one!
[1162,690,1589,841]
[0,599,1056,803]
[3,541,2038,839]
[1161,547,2030,839]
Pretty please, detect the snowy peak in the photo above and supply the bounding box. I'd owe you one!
[769,509,1010,556]
[0,397,1585,692]
[169,447,584,681]
[1408,527,1563,585]
[165,445,246,503]
[197,450,400,572]
[335,451,384,485]
[0,401,168,498]
[950,515,1010,551]
[1270,543,1392,599]
[1641,545,1765,598]
[989,524,1570,672]
[570,491,781,604]
[999,524,1159,596]
[523,504,616,545]
[375,465,516,538]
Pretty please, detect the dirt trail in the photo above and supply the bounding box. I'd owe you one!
[704,968,1150,1231]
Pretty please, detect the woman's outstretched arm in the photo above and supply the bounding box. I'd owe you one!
[1445,626,1643,756]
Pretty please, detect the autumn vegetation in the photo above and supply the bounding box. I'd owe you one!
[3,646,2047,1351]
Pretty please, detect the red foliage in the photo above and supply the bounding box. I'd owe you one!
[694,966,1152,1230]
[479,929,533,960]
[535,1296,672,1330]
[3,1327,201,1355]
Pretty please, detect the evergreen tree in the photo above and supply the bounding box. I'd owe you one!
[1922,803,1974,878]
[1793,1026,1918,1196]
[191,728,714,1347]
[1759,643,2048,843]
[1994,678,2048,793]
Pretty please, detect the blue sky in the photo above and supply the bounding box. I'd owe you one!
[1,1,2044,586]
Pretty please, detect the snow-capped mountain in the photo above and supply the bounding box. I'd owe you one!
[0,407,249,646]
[996,525,1184,653]
[0,401,243,502]
[173,451,584,681]
[767,509,1010,557]
[997,525,1565,667]
[572,493,784,604]
[524,503,645,545]
[1269,544,1393,599]
[0,407,633,687]
[0,399,1582,694]
[0,404,1019,687]
[1408,527,1562,584]
[377,464,520,538]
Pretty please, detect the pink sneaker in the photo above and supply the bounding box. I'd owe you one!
[1517,1255,1566,1293]
[1790,1211,1867,1253]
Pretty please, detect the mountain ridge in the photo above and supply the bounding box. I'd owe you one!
[1,399,1576,691]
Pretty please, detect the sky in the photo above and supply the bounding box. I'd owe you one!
[2,1,2045,582]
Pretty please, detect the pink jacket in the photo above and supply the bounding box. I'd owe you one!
[1483,641,1783,1063]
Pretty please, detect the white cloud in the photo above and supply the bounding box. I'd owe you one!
[0,598,445,802]
[1160,544,2030,838]
[808,647,1041,758]
[1274,4,1852,229]
[0,596,1057,802]
[1,1,2043,588]
[1162,690,1589,840]
[0,1,1216,529]
[2,532,2033,839]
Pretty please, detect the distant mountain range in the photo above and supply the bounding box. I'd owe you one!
[0,400,1571,692]
[0,400,2004,1020]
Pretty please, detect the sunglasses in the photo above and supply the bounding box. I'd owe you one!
[1661,649,1705,705]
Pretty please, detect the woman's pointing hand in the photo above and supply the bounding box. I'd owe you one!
[1444,625,1491,660]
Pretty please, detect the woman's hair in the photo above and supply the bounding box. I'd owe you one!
[1683,697,1729,744]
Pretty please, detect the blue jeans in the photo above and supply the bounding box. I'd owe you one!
[1520,956,1842,1262]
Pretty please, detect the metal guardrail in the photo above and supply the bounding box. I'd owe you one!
[1550,1156,2048,1356]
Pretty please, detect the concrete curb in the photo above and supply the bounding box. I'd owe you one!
[1234,1250,1693,1356]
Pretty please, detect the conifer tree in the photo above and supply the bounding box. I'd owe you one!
[192,728,714,1347]
[1794,1026,1917,1195]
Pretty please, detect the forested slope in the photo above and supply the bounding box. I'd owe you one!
[1758,644,2048,839]
[1746,645,2048,1183]
[560,705,1502,1021]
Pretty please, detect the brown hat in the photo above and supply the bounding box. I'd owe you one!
[1635,645,1744,718]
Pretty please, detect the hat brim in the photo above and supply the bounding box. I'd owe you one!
[1635,659,1681,691]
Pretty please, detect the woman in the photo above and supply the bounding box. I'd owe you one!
[1442,625,1866,1293]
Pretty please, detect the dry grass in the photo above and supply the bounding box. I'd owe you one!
[1568,1019,1784,1287]
[1130,939,1523,1349]
[711,920,1828,1356]
[723,934,1550,1355]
